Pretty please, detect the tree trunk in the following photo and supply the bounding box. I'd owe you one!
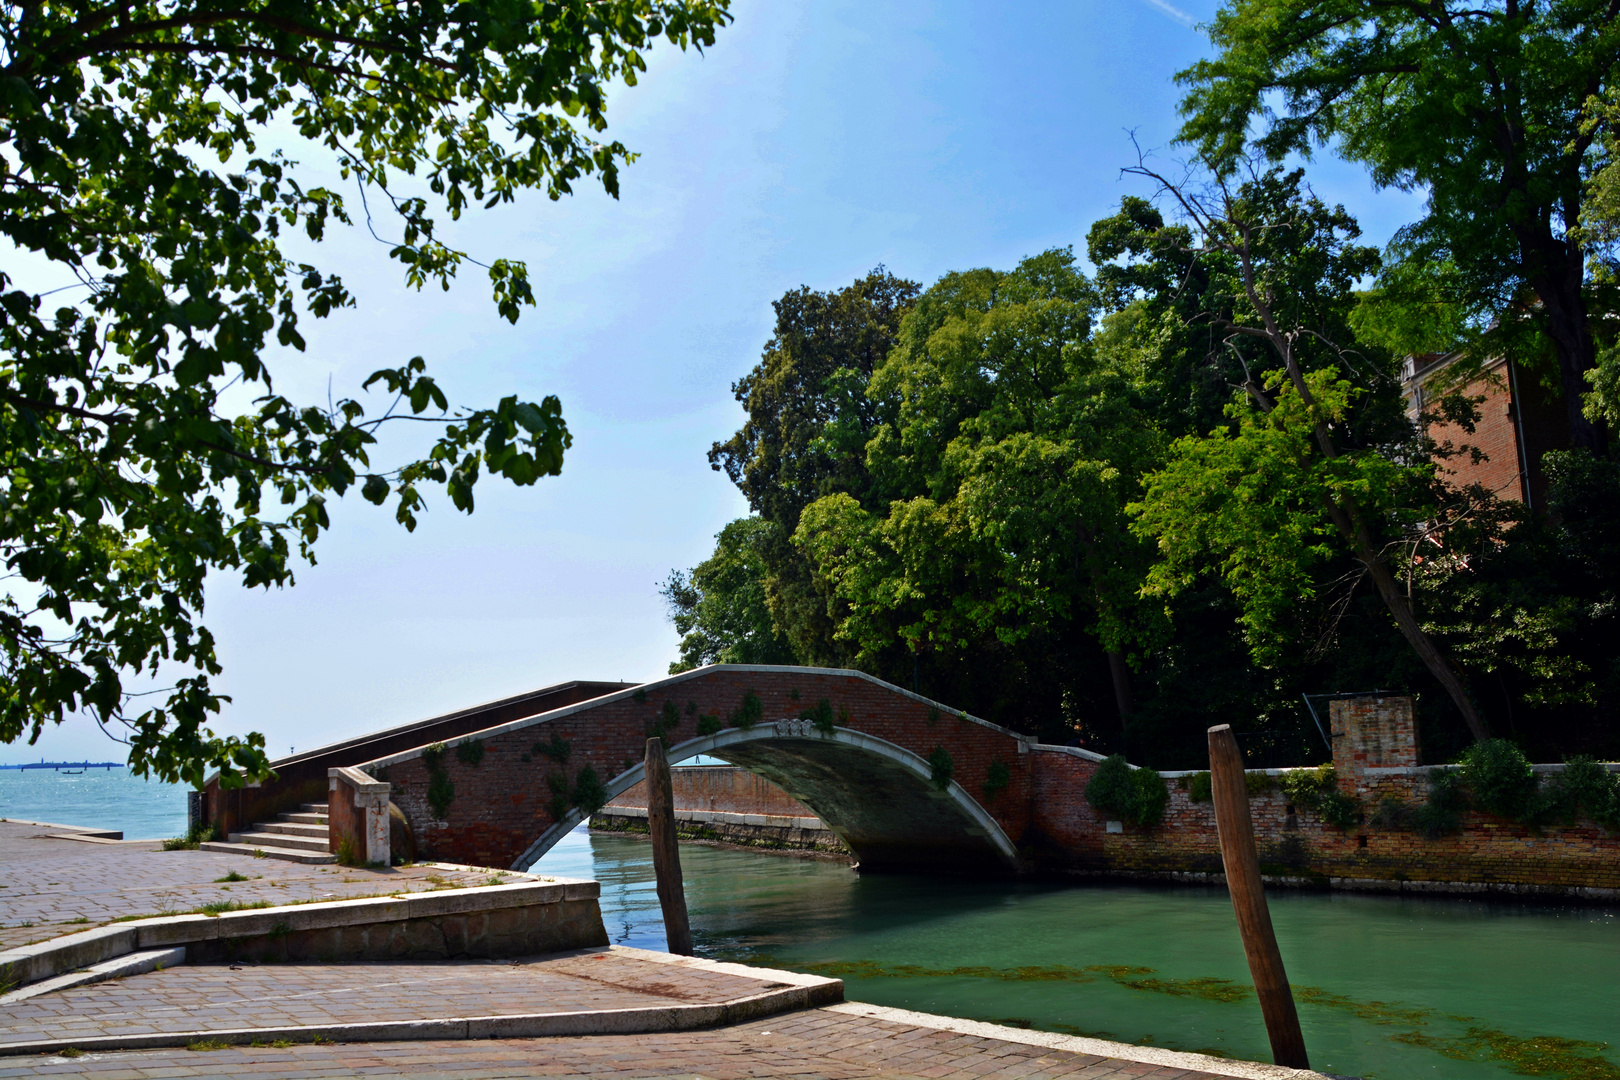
[1321,495,1492,743]
[1106,649,1135,726]
[1521,233,1606,453]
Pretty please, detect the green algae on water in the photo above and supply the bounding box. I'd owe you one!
[800,957,1620,1080]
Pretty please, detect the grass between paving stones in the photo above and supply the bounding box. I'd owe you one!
[55,1047,83,1058]
[186,1038,231,1051]
[796,959,1618,1080]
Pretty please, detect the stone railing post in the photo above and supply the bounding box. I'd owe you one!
[1328,695,1418,796]
[328,766,391,866]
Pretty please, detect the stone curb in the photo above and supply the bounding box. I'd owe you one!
[824,1002,1352,1080]
[0,817,123,839]
[0,877,597,989]
[0,948,187,1006]
[0,946,844,1057]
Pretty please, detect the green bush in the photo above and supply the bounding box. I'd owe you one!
[532,733,572,764]
[1086,755,1137,821]
[928,746,954,791]
[1185,771,1213,802]
[455,738,485,766]
[983,758,1011,801]
[573,765,607,816]
[427,768,455,820]
[1280,765,1361,829]
[1415,769,1467,837]
[696,713,722,736]
[731,689,763,730]
[803,698,835,736]
[1546,757,1620,829]
[1459,739,1540,821]
[1133,767,1170,828]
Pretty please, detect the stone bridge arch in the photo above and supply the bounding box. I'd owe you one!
[365,665,1036,876]
[511,723,1017,873]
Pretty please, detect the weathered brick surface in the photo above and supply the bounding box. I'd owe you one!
[325,778,364,859]
[608,767,811,817]
[379,669,1032,872]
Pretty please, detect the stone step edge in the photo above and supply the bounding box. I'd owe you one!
[0,875,597,990]
[198,841,335,864]
[822,1003,1332,1080]
[0,948,187,1006]
[597,805,827,830]
[2,947,842,1058]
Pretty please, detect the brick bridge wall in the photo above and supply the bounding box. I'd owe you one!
[365,666,1033,872]
[347,669,1618,897]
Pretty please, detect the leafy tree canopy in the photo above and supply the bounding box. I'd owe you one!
[0,0,731,785]
[660,517,794,673]
[1176,0,1620,452]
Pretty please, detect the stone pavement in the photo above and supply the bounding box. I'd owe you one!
[5,1008,1267,1079]
[0,821,511,951]
[0,950,789,1049]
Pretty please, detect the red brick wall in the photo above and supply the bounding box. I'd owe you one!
[375,668,1033,870]
[608,767,813,818]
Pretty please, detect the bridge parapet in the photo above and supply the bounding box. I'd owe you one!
[361,666,1035,875]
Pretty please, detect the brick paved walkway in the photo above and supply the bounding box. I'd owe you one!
[0,951,790,1049]
[0,821,515,951]
[3,1010,1253,1079]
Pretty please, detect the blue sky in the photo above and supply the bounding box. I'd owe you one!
[13,0,1428,766]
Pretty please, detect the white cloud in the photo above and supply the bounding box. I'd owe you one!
[1138,0,1198,28]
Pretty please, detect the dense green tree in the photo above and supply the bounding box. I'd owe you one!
[793,250,1161,739]
[708,268,919,665]
[0,0,732,784]
[1118,165,1495,739]
[659,517,795,673]
[1177,0,1620,452]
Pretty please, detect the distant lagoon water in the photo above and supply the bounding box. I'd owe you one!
[0,766,187,840]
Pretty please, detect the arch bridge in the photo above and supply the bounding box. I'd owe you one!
[364,666,1048,875]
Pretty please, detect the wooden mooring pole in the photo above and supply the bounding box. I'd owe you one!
[644,737,693,955]
[1208,724,1309,1070]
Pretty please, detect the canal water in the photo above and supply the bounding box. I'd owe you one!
[534,825,1619,1080]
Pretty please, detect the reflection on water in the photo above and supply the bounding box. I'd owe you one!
[535,826,1620,1080]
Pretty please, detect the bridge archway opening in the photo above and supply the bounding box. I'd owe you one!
[511,724,1017,876]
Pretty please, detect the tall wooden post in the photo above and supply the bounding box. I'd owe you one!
[644,737,693,955]
[1208,724,1309,1069]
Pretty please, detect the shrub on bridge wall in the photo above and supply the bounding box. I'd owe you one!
[1085,755,1169,828]
[983,758,1010,801]
[422,743,455,820]
[802,698,835,736]
[455,738,486,767]
[696,713,722,736]
[731,689,764,730]
[928,746,954,791]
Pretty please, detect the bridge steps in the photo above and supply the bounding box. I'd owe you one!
[201,806,335,864]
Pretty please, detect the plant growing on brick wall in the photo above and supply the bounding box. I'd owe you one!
[696,714,722,736]
[983,758,1011,801]
[1185,771,1213,802]
[928,746,954,791]
[802,698,835,736]
[647,700,682,742]
[1459,739,1542,822]
[455,739,486,767]
[1085,755,1169,827]
[1280,765,1361,829]
[731,690,764,730]
[573,765,607,816]
[422,743,455,820]
[1546,758,1620,830]
[334,834,361,868]
[547,774,571,823]
[533,733,572,765]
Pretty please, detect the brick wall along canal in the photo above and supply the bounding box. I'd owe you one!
[533,825,1619,1080]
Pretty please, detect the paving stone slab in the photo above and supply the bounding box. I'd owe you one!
[4,1009,1341,1079]
[0,821,521,953]
[0,947,841,1056]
